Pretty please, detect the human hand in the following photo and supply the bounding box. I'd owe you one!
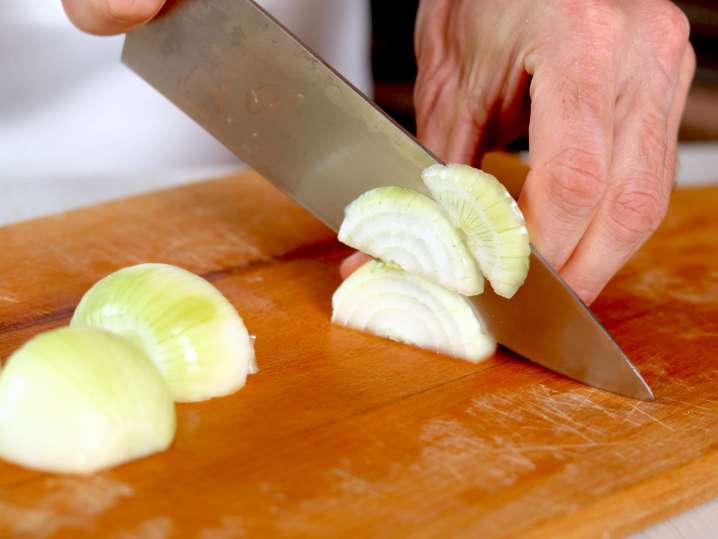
[62,0,166,34]
[413,0,695,303]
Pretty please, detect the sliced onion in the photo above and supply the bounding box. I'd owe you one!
[0,327,175,474]
[332,261,496,362]
[423,163,530,299]
[338,186,483,296]
[71,263,256,402]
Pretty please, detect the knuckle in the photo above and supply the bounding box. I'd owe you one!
[564,0,626,45]
[646,2,691,54]
[546,148,607,218]
[607,181,668,241]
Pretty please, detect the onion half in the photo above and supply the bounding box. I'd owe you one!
[0,327,175,474]
[71,263,256,402]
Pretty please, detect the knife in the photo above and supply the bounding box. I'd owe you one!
[122,0,652,400]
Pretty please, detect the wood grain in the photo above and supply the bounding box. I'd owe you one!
[0,153,717,538]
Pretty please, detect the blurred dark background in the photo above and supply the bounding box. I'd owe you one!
[370,0,718,146]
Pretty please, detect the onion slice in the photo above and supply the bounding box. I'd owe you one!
[0,327,175,474]
[422,163,530,299]
[332,260,496,362]
[71,263,256,402]
[338,186,483,296]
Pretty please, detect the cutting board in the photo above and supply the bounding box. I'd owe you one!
[1,153,717,539]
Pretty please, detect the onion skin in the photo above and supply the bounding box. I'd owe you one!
[0,327,176,474]
[71,263,256,402]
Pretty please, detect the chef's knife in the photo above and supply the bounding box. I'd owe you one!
[122,0,653,400]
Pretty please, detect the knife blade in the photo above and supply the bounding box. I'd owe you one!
[122,0,652,400]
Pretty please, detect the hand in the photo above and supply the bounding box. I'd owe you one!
[413,0,695,303]
[62,0,166,34]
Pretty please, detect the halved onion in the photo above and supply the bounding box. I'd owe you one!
[0,327,175,474]
[338,186,483,296]
[422,163,530,299]
[71,263,256,402]
[332,260,496,362]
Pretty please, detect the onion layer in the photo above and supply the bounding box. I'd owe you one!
[423,164,530,299]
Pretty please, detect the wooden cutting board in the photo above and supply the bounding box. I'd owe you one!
[1,153,717,539]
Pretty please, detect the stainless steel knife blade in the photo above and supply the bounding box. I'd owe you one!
[122,0,653,400]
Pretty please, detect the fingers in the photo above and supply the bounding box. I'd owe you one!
[413,0,692,304]
[415,53,529,166]
[340,252,372,280]
[413,0,462,159]
[559,5,693,303]
[413,0,529,166]
[519,48,618,270]
[62,0,166,35]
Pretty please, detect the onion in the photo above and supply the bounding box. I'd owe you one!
[71,263,256,402]
[0,327,175,474]
[423,163,530,299]
[332,261,496,362]
[338,186,483,296]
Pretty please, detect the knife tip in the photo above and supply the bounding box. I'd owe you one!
[630,382,655,402]
[617,368,654,401]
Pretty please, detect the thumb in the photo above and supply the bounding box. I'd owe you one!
[62,0,166,35]
[340,252,371,280]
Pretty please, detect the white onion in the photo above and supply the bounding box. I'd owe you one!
[423,163,530,298]
[71,263,256,402]
[338,186,483,296]
[332,261,496,362]
[0,327,175,474]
